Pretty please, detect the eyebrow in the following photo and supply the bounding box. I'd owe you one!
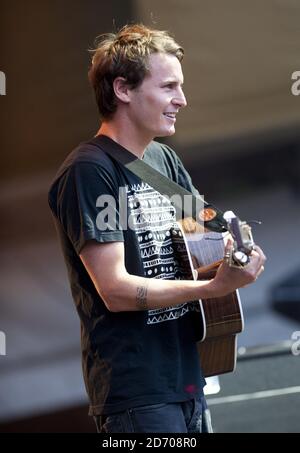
[161,79,184,85]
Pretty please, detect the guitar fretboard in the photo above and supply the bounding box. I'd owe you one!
[185,231,225,269]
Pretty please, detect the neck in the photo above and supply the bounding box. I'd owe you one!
[97,118,152,159]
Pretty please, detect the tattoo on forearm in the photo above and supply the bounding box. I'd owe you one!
[136,282,148,310]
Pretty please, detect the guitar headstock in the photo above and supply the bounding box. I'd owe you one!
[223,211,256,267]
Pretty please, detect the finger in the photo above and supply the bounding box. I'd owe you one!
[253,245,267,262]
[250,248,266,269]
[255,265,265,279]
[223,238,233,264]
[224,237,234,252]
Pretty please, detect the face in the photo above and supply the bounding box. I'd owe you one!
[127,52,187,141]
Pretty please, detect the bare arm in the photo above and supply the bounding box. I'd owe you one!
[79,240,266,312]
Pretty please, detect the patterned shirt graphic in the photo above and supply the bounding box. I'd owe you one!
[127,181,199,325]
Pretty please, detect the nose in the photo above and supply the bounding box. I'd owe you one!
[173,86,187,108]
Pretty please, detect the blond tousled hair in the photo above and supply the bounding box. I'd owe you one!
[88,24,184,119]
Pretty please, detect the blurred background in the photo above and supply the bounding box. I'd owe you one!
[0,0,299,433]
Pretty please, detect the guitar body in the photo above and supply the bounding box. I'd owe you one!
[173,218,244,377]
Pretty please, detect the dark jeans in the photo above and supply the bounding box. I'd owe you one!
[94,396,213,433]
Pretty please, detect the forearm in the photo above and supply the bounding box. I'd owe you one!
[81,240,266,313]
[102,273,214,312]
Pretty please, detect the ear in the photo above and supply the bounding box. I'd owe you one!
[113,77,131,104]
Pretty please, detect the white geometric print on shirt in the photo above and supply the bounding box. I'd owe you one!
[127,182,199,325]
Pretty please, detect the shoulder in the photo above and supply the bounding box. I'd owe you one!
[49,140,123,191]
[54,141,119,181]
[48,141,120,208]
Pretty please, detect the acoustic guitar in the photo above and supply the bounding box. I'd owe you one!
[172,210,255,377]
[88,135,257,377]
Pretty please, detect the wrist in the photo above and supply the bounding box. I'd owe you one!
[196,279,219,299]
[202,278,230,299]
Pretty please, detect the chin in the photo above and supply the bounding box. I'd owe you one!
[156,127,176,138]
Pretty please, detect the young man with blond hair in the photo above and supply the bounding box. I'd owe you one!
[48,24,265,433]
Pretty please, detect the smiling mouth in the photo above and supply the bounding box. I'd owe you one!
[163,112,177,120]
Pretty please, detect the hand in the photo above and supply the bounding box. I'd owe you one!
[208,238,266,298]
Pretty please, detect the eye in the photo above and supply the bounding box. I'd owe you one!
[163,83,175,89]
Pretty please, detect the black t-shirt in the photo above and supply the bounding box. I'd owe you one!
[48,136,206,415]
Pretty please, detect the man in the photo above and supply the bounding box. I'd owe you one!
[48,24,265,433]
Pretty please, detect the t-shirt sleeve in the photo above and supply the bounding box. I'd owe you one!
[51,161,124,254]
